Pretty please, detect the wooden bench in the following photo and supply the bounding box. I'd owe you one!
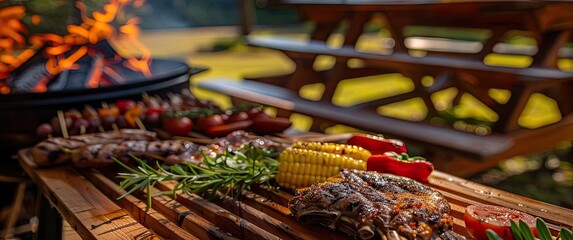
[197,78,573,176]
[198,1,573,176]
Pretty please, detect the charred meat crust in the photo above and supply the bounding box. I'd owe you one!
[31,129,157,166]
[289,169,459,240]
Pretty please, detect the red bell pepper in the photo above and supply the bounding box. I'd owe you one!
[346,134,407,155]
[366,152,433,183]
[145,108,164,116]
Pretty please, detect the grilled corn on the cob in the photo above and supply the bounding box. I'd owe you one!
[291,141,372,160]
[277,142,371,189]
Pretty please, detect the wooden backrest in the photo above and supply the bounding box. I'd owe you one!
[247,1,573,135]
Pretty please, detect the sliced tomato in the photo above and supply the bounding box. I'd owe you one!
[464,204,538,240]
[116,100,136,113]
[197,114,225,131]
[162,116,194,136]
[248,111,272,120]
[244,107,263,118]
[226,111,249,123]
[204,120,253,137]
[249,117,292,135]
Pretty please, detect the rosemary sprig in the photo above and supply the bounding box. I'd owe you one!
[113,143,279,210]
[486,218,573,240]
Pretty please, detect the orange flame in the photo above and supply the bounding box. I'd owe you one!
[118,17,152,77]
[0,0,152,92]
[45,0,151,77]
[0,6,28,78]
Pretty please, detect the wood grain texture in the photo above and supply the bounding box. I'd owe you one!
[18,147,573,240]
[18,150,157,240]
[78,168,199,240]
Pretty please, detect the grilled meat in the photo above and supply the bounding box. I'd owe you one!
[31,129,286,168]
[31,129,157,166]
[289,169,460,240]
[71,140,206,167]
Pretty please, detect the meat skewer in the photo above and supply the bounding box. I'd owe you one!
[71,139,206,168]
[289,169,463,240]
[67,130,287,168]
[31,129,157,166]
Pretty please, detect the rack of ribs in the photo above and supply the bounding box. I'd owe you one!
[289,169,463,240]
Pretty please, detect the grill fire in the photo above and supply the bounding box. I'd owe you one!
[0,0,152,94]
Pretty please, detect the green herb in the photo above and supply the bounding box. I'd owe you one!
[227,103,263,113]
[487,218,572,240]
[113,143,279,210]
[162,107,222,119]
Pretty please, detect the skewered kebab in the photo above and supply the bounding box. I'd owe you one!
[31,129,157,166]
[35,89,223,137]
[71,139,207,167]
[289,169,461,240]
[36,90,292,139]
[31,129,290,168]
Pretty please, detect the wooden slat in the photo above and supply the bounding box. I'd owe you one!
[148,191,239,240]
[18,150,157,240]
[154,181,280,240]
[428,172,573,230]
[230,190,349,240]
[78,168,200,240]
[93,169,242,240]
[245,36,573,82]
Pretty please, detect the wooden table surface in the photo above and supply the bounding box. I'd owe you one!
[17,147,573,240]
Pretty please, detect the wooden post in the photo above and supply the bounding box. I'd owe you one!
[237,0,255,35]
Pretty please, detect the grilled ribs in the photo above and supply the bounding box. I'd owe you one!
[289,169,462,240]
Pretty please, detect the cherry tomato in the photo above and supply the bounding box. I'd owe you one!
[144,108,164,126]
[204,120,253,137]
[249,117,292,135]
[162,117,194,136]
[145,108,164,116]
[464,204,537,240]
[144,112,161,126]
[226,111,249,123]
[116,100,136,113]
[197,114,225,131]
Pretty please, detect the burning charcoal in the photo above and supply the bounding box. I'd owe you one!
[47,70,70,91]
[7,63,55,93]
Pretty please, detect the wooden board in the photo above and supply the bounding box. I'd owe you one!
[18,149,573,240]
[18,150,158,240]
